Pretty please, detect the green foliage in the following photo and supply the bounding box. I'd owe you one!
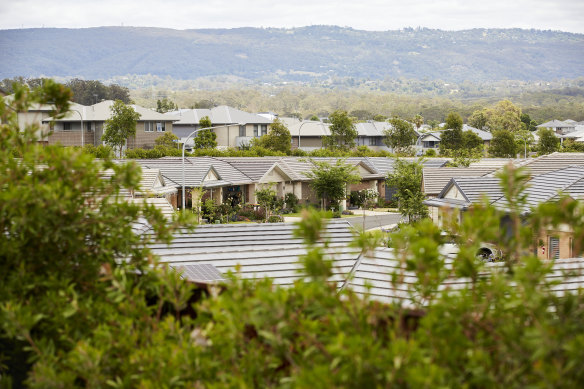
[322,110,358,151]
[445,112,463,131]
[562,139,584,152]
[155,132,179,148]
[81,144,114,159]
[102,100,141,157]
[520,112,538,131]
[255,185,278,222]
[425,148,437,157]
[155,97,178,113]
[439,127,463,155]
[0,82,194,386]
[537,128,560,155]
[514,129,535,158]
[4,82,584,387]
[66,78,131,105]
[468,109,488,130]
[386,159,428,222]
[194,116,217,149]
[489,130,518,158]
[305,159,361,208]
[383,117,417,156]
[252,118,291,153]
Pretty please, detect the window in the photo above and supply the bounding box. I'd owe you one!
[156,122,165,132]
[261,125,268,136]
[85,122,93,132]
[239,125,246,137]
[63,122,72,131]
[144,122,154,132]
[549,236,560,259]
[253,125,259,137]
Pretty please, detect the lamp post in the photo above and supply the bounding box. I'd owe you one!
[70,108,84,147]
[297,120,327,150]
[181,124,241,212]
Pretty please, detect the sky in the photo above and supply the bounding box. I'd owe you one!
[1,0,583,33]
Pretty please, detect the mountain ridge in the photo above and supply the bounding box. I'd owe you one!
[1,26,582,82]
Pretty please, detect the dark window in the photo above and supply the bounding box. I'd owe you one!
[261,125,267,136]
[253,125,259,137]
[239,125,246,137]
[145,122,153,132]
[63,122,72,131]
[549,237,560,259]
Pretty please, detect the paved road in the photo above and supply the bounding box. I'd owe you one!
[344,213,402,231]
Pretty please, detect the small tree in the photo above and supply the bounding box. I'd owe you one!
[253,118,291,154]
[194,116,217,149]
[439,112,464,156]
[384,117,417,156]
[156,97,178,113]
[102,100,141,157]
[489,130,517,158]
[386,159,428,222]
[323,110,358,151]
[537,128,560,155]
[515,129,535,158]
[255,184,277,222]
[155,132,179,148]
[305,159,361,209]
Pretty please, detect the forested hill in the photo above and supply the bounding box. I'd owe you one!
[1,26,583,82]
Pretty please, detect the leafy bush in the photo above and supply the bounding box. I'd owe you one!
[267,215,283,223]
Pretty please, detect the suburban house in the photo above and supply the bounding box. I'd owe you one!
[43,100,178,149]
[3,94,55,143]
[120,156,438,211]
[288,120,391,151]
[416,125,493,154]
[424,164,584,260]
[165,106,273,149]
[537,120,584,135]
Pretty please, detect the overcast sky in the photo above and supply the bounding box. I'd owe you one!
[1,0,583,33]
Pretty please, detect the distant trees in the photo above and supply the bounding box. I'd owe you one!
[537,128,560,155]
[469,100,524,133]
[383,117,417,156]
[323,110,358,151]
[253,118,291,154]
[194,116,217,149]
[156,98,178,113]
[66,79,131,105]
[489,130,517,158]
[102,100,141,157]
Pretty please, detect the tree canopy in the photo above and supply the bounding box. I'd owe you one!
[323,110,358,151]
[253,118,292,154]
[102,100,141,157]
[156,97,178,113]
[194,116,217,149]
[537,128,560,155]
[384,117,417,156]
[489,130,517,158]
[386,158,428,222]
[304,159,361,208]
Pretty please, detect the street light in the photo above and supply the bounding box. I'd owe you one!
[69,108,84,147]
[181,124,242,212]
[297,120,326,149]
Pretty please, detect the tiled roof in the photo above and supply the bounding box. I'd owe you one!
[169,106,272,125]
[146,220,359,287]
[423,167,499,196]
[493,165,584,212]
[511,153,584,176]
